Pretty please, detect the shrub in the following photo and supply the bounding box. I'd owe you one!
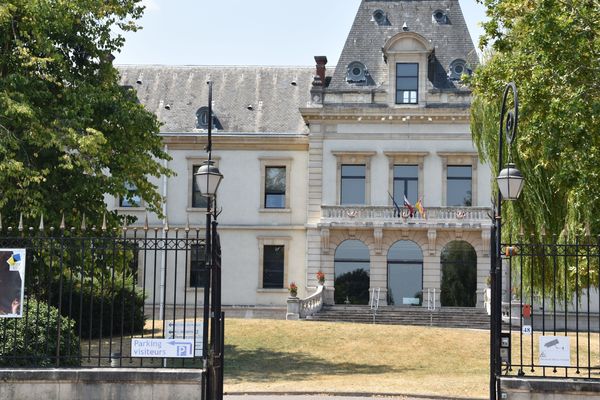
[0,298,81,367]
[48,272,146,338]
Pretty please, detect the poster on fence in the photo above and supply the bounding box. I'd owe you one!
[539,336,571,367]
[0,249,26,318]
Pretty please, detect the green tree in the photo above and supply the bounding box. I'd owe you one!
[0,0,171,227]
[470,0,600,295]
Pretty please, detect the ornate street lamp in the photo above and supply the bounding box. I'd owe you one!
[194,80,224,400]
[490,82,524,400]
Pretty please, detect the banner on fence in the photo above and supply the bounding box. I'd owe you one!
[0,249,25,318]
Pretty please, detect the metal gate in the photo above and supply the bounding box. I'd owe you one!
[0,216,223,399]
[490,230,600,398]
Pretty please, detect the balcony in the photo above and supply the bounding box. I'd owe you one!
[320,206,492,229]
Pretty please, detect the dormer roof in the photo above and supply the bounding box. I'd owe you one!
[328,0,479,92]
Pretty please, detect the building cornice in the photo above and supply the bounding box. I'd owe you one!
[300,107,470,124]
[161,133,309,151]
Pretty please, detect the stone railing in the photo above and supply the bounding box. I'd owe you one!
[321,206,492,226]
[299,285,324,318]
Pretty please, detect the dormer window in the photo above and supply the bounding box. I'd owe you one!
[432,10,449,24]
[346,61,368,83]
[195,107,221,130]
[395,63,418,104]
[448,59,470,80]
[372,9,388,26]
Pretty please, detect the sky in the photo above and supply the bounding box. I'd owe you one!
[116,0,487,66]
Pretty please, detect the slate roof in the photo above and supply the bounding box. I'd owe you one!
[117,66,314,134]
[328,0,479,92]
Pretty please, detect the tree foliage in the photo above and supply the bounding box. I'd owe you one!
[0,0,171,227]
[470,0,600,239]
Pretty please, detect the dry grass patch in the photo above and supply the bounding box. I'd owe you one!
[224,319,489,399]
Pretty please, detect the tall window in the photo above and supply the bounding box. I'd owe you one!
[190,244,209,288]
[262,245,284,288]
[334,240,370,305]
[120,182,141,207]
[441,241,477,307]
[447,165,472,206]
[265,166,286,208]
[341,164,366,205]
[192,165,209,208]
[387,240,423,306]
[396,63,418,104]
[393,165,418,205]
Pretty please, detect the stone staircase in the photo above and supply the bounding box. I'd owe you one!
[306,305,491,330]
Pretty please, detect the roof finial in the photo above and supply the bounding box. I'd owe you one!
[81,213,87,231]
[60,213,66,230]
[39,213,45,232]
[101,213,107,232]
[144,213,149,231]
[18,213,23,232]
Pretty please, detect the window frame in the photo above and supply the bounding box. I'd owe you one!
[118,182,143,209]
[332,151,375,206]
[384,152,428,207]
[264,166,287,209]
[438,152,479,207]
[189,243,209,289]
[340,164,366,205]
[259,158,292,213]
[395,62,419,104]
[393,164,419,206]
[257,236,291,291]
[446,165,473,207]
[186,157,220,212]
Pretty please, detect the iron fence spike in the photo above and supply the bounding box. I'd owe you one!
[164,220,169,231]
[102,213,107,231]
[60,213,66,230]
[81,214,87,231]
[18,213,23,232]
[122,217,128,232]
[144,213,149,230]
[185,215,190,231]
[0,213,3,231]
[39,213,44,231]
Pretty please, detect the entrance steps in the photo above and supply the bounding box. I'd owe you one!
[306,305,490,330]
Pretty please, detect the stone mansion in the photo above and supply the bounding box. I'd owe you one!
[113,0,492,312]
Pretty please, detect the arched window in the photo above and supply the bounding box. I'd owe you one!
[387,241,423,306]
[441,241,477,307]
[334,240,370,305]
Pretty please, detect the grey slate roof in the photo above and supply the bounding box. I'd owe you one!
[117,66,314,134]
[328,0,479,91]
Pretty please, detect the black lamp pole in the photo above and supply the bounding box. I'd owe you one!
[196,80,224,400]
[490,82,521,400]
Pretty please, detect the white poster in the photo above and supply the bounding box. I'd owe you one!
[0,249,26,318]
[539,336,571,367]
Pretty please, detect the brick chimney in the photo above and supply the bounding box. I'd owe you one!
[314,56,328,87]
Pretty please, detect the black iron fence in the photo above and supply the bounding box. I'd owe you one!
[498,235,600,379]
[0,219,213,369]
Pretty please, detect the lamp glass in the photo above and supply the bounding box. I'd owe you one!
[195,160,223,197]
[497,163,524,201]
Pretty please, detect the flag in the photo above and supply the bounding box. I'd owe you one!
[388,191,401,218]
[415,197,426,218]
[403,195,414,217]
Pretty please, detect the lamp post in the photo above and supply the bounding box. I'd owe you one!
[194,80,224,400]
[490,82,524,400]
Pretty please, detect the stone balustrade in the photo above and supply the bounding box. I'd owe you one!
[321,205,492,227]
[299,285,324,318]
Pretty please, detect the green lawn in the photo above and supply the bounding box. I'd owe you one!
[224,319,490,399]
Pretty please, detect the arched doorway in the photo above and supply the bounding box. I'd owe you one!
[440,240,477,307]
[334,240,370,305]
[387,240,423,306]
